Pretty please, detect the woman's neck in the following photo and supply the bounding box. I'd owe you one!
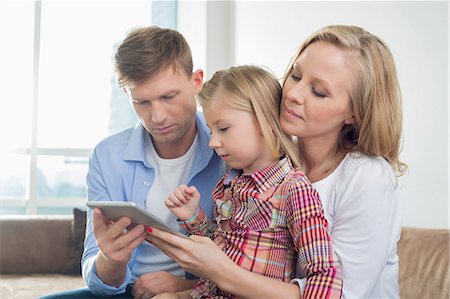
[299,139,347,183]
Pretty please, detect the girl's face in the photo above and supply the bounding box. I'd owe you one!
[280,41,355,144]
[204,92,276,174]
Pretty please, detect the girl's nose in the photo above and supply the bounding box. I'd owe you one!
[208,133,221,149]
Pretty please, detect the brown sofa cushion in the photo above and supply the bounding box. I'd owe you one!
[0,216,72,274]
[398,227,450,299]
[61,208,87,275]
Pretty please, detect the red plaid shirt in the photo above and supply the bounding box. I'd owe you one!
[181,158,342,298]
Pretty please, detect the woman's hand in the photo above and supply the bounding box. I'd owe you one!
[147,228,301,299]
[146,228,233,281]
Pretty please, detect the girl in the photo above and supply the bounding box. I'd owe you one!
[164,65,342,298]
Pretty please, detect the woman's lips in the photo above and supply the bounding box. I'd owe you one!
[283,106,303,119]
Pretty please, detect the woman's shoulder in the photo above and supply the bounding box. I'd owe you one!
[337,151,398,190]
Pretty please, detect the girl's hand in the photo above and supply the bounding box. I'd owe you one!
[165,184,201,221]
[146,227,233,281]
[132,271,196,299]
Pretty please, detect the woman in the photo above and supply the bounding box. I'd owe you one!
[147,25,406,299]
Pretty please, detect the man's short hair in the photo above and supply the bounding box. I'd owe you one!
[114,26,193,88]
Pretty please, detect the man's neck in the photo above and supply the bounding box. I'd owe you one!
[152,124,197,159]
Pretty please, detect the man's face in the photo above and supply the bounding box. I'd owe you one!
[126,67,203,157]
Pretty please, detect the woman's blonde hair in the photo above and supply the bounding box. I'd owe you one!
[284,25,406,174]
[199,65,300,167]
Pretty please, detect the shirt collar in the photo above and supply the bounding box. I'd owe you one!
[123,112,216,172]
[249,157,292,194]
[222,157,292,194]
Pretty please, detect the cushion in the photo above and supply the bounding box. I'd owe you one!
[61,208,87,275]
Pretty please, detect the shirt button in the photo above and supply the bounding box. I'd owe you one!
[143,181,150,186]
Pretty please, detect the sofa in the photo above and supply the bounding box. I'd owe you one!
[1,210,449,299]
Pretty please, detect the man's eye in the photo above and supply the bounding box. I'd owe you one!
[134,100,149,105]
[162,93,176,100]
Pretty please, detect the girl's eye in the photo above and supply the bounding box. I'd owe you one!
[312,88,327,98]
[219,127,229,132]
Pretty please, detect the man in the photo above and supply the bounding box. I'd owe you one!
[41,26,222,298]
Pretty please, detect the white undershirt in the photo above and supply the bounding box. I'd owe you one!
[132,132,198,279]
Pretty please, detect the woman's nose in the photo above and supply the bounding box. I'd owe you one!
[285,81,306,105]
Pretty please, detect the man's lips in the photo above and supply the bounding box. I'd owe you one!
[153,125,174,133]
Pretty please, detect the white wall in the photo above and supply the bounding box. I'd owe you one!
[179,1,449,229]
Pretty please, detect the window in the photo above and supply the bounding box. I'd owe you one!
[1,1,176,215]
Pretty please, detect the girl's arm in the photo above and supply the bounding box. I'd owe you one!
[147,230,301,299]
[286,180,343,298]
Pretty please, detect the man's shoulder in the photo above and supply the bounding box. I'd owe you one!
[94,126,136,152]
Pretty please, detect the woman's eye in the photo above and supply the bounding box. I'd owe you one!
[219,127,229,132]
[312,88,327,98]
[290,74,301,81]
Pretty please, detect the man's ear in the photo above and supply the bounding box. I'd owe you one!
[192,69,204,93]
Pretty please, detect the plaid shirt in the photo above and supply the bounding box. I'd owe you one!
[181,157,342,298]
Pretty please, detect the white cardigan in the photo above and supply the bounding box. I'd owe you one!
[313,151,401,299]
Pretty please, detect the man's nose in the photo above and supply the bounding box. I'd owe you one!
[151,102,166,124]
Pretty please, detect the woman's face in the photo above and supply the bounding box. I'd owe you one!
[280,41,356,144]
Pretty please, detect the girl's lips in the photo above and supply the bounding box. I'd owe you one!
[219,154,230,161]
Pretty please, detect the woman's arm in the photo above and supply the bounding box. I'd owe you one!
[330,158,401,297]
[147,229,301,299]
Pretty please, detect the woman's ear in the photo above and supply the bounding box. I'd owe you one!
[344,115,355,125]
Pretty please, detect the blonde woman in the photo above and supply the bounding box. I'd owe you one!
[147,25,405,299]
[280,25,405,298]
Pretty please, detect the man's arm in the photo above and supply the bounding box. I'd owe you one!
[82,151,145,295]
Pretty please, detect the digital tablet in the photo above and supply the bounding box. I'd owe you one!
[86,201,188,238]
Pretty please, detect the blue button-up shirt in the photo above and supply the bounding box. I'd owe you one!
[82,112,222,296]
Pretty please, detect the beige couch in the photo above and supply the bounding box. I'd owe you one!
[1,213,449,299]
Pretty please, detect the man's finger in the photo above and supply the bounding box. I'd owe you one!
[93,208,110,234]
[107,216,132,238]
[113,224,146,251]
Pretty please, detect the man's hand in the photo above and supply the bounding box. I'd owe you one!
[132,271,196,299]
[165,184,201,221]
[93,207,147,286]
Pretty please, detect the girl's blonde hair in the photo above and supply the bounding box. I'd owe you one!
[284,25,406,175]
[199,65,300,167]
